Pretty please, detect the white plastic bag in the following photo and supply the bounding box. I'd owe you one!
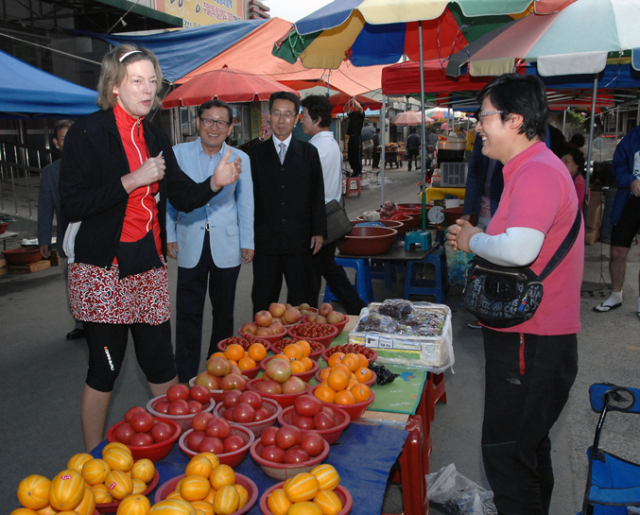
[426,464,497,515]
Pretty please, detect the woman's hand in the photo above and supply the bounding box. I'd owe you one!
[447,219,483,253]
[122,154,165,194]
[211,148,242,192]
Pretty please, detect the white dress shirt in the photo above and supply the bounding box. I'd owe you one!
[273,133,293,159]
[309,130,342,203]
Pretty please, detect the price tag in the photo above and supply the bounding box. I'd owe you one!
[365,334,380,348]
[379,337,393,349]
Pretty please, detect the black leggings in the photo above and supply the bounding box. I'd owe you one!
[83,321,176,393]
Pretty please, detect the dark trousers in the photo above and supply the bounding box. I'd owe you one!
[348,135,362,176]
[310,242,367,314]
[481,329,578,515]
[84,320,176,392]
[372,147,381,169]
[407,149,419,170]
[251,252,312,314]
[175,232,241,382]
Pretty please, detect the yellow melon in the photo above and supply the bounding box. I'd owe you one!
[287,502,323,515]
[266,488,290,515]
[233,484,248,510]
[190,500,213,515]
[74,487,96,515]
[132,479,147,495]
[103,442,132,456]
[197,453,219,469]
[148,499,197,515]
[17,474,51,510]
[11,509,40,515]
[312,489,343,515]
[36,506,57,515]
[105,470,133,500]
[310,464,340,491]
[179,475,210,502]
[185,456,213,479]
[209,464,235,490]
[283,473,320,503]
[213,485,239,515]
[49,469,85,511]
[82,459,111,486]
[91,484,113,504]
[103,447,134,472]
[131,459,155,484]
[67,454,94,473]
[116,494,150,515]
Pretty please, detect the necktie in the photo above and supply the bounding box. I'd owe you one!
[278,143,286,165]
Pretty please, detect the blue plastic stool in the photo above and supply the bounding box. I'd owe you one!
[370,259,397,289]
[324,258,374,304]
[403,247,448,303]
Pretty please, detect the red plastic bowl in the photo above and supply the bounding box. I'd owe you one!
[277,405,350,444]
[322,345,377,365]
[286,323,339,349]
[259,482,353,515]
[218,337,272,354]
[337,226,398,256]
[260,356,319,383]
[302,315,350,336]
[270,338,324,361]
[146,394,215,433]
[106,418,181,462]
[96,471,159,513]
[315,368,377,387]
[179,424,255,467]
[356,214,412,235]
[238,328,286,344]
[188,376,248,404]
[0,222,9,234]
[154,472,258,514]
[246,378,313,408]
[3,247,41,265]
[311,385,376,422]
[214,397,281,437]
[249,436,330,481]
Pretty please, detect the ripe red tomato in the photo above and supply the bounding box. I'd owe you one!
[275,425,303,450]
[189,385,211,404]
[166,384,190,402]
[186,430,207,452]
[153,400,171,414]
[151,421,175,443]
[129,432,154,447]
[114,422,135,444]
[261,426,278,447]
[187,400,204,414]
[284,446,310,464]
[238,391,262,410]
[192,412,214,432]
[294,395,323,417]
[260,445,285,463]
[232,403,256,423]
[130,411,154,433]
[124,406,146,423]
[223,434,245,453]
[300,433,325,457]
[222,390,243,408]
[199,436,224,454]
[205,417,231,439]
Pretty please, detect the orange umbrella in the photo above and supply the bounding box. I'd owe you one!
[162,66,299,108]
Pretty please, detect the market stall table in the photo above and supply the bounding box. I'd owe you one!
[424,186,465,203]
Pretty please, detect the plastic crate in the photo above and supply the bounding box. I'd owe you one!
[440,162,468,187]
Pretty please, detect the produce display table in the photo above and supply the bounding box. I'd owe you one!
[92,422,408,515]
[424,186,466,202]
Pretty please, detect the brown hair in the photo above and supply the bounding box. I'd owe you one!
[96,45,163,110]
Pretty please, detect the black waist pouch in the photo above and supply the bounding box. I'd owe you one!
[116,230,162,279]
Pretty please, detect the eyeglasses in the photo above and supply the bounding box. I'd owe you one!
[271,110,296,120]
[200,117,230,129]
[477,110,504,123]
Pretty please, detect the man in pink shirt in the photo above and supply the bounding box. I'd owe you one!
[448,74,583,515]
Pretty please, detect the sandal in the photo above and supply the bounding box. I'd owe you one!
[593,302,622,313]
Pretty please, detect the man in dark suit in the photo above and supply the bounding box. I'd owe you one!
[249,91,327,314]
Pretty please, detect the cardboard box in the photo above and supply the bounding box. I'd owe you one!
[585,191,602,246]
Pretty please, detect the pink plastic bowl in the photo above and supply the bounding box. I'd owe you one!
[259,482,353,515]
[214,397,281,437]
[314,368,377,387]
[246,378,313,409]
[249,436,330,481]
[302,315,350,336]
[311,385,376,422]
[146,394,215,434]
[277,405,350,444]
[179,424,255,467]
[321,346,378,365]
[270,338,324,361]
[286,323,339,349]
[260,356,319,383]
[188,376,248,404]
[106,418,181,462]
[154,472,258,514]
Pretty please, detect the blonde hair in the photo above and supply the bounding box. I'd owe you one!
[96,45,163,110]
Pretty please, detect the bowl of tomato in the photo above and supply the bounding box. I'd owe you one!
[286,323,338,349]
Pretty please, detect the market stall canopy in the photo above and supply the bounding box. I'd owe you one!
[83,19,267,83]
[391,111,434,126]
[176,18,385,97]
[162,67,300,108]
[0,49,98,118]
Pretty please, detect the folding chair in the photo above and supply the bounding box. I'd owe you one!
[580,383,640,515]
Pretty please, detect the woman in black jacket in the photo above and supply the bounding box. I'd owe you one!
[60,45,241,451]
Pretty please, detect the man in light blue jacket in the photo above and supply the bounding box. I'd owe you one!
[167,100,254,382]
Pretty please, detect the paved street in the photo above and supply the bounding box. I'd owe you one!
[2,163,640,513]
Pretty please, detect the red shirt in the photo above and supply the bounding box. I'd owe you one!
[486,142,584,335]
[114,103,161,255]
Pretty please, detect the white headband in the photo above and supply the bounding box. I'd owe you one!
[119,50,142,62]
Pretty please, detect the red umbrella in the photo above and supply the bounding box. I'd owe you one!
[327,92,382,115]
[391,111,434,126]
[162,66,300,108]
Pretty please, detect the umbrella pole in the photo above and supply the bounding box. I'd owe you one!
[585,76,599,217]
[419,21,427,231]
[381,96,386,205]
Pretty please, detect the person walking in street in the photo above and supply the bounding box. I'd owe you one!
[593,124,640,315]
[301,95,368,315]
[249,91,326,314]
[59,45,241,451]
[167,100,254,383]
[38,119,85,341]
[372,128,381,170]
[345,98,364,177]
[406,127,421,171]
[447,73,583,514]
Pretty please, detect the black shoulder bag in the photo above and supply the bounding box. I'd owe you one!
[462,208,582,328]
